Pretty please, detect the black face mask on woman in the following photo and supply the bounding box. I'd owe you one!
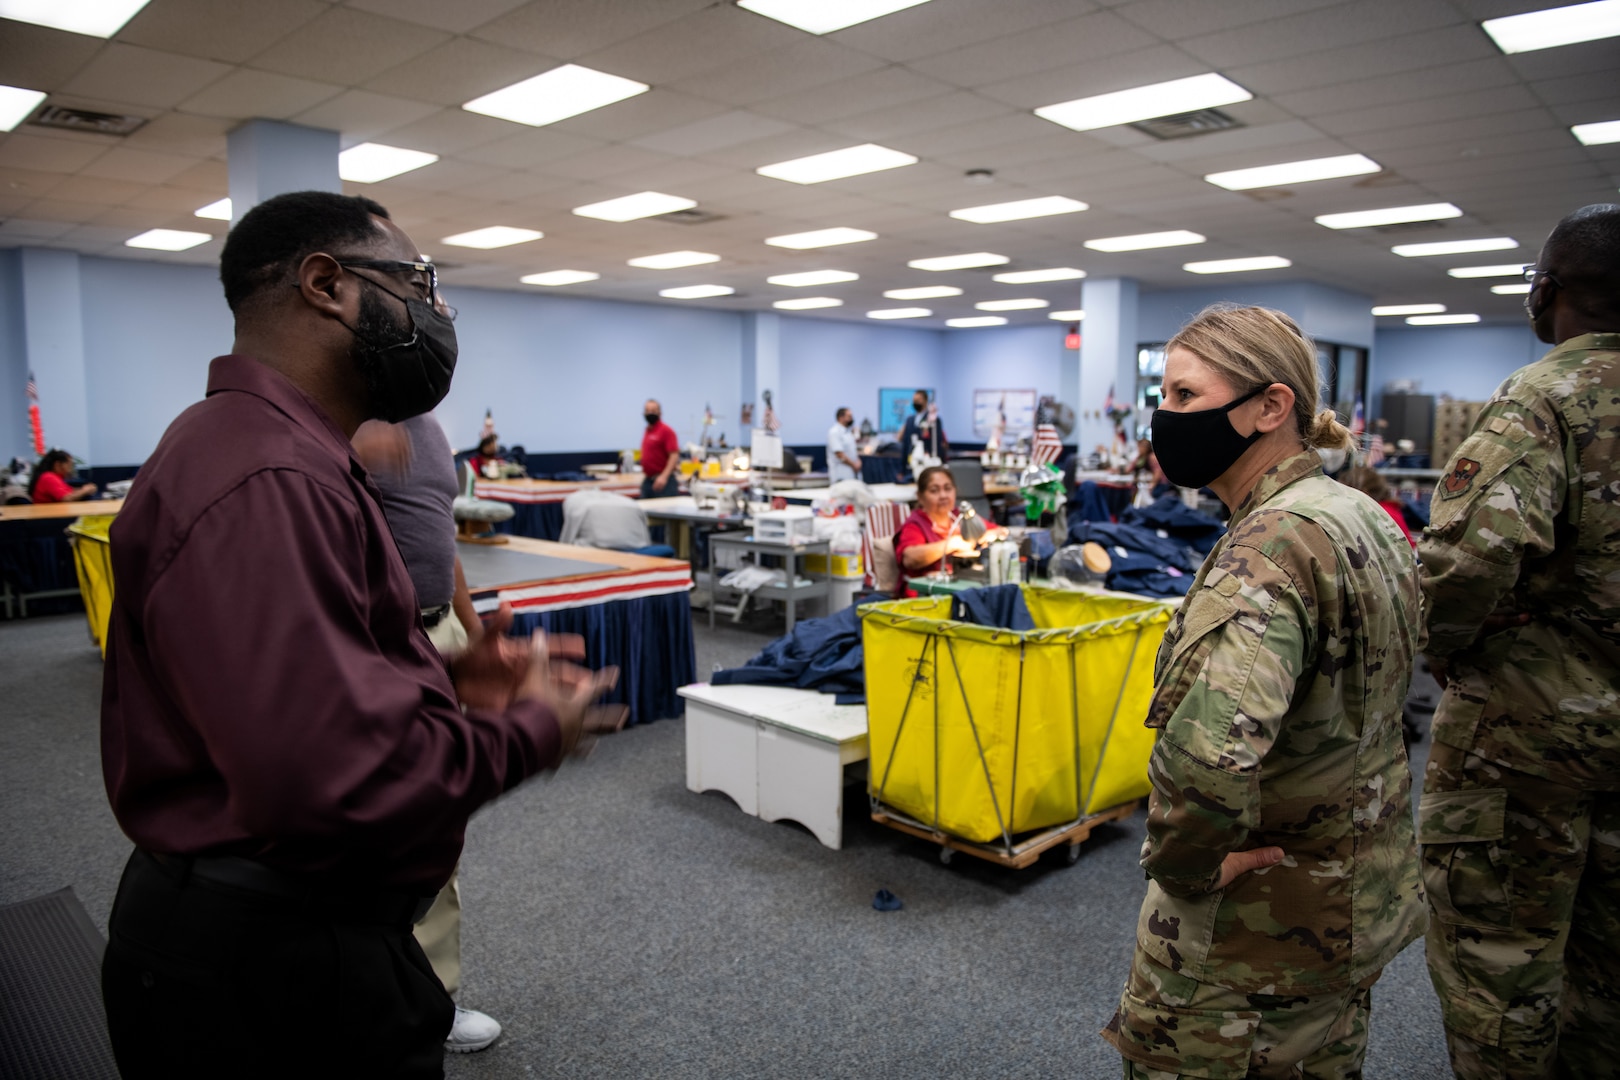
[1149,384,1266,490]
[342,281,458,423]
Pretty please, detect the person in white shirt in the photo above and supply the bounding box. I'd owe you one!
[826,407,860,483]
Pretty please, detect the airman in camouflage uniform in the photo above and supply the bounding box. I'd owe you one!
[1104,305,1427,1079]
[1418,203,1620,1079]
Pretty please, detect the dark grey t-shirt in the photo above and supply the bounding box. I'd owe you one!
[371,414,459,609]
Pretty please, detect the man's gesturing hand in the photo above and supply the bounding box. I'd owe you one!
[518,632,628,757]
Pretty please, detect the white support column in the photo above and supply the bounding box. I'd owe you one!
[1078,277,1140,455]
[20,248,90,463]
[227,119,341,221]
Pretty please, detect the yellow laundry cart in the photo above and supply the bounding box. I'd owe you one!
[862,587,1174,867]
[66,515,115,656]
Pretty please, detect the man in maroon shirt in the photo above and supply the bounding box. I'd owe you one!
[99,191,624,1078]
[640,398,680,497]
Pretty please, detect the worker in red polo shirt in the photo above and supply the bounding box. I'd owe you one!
[640,399,680,498]
[28,449,97,503]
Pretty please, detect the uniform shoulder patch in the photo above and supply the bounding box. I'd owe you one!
[1440,457,1482,499]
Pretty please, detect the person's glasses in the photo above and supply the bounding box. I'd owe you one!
[1522,264,1562,287]
[336,257,456,320]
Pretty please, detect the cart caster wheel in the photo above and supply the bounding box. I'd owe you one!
[1065,843,1082,865]
[938,847,954,866]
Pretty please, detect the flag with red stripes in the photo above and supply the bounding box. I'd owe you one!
[1031,422,1063,467]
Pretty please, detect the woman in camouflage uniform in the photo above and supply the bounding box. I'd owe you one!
[1102,305,1427,1079]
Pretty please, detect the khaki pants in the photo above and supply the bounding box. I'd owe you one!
[413,612,469,995]
[1421,741,1620,1079]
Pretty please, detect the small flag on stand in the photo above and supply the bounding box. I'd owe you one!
[1031,421,1063,467]
[480,408,495,441]
[26,371,45,456]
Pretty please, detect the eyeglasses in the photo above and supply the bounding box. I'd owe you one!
[335,257,456,320]
[1522,264,1563,287]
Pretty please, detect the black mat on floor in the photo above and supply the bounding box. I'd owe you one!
[0,887,118,1079]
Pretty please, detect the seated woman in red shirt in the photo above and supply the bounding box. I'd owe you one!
[468,433,504,480]
[29,449,97,504]
[893,466,998,591]
[1340,464,1415,546]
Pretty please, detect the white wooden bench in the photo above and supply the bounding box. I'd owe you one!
[679,683,868,850]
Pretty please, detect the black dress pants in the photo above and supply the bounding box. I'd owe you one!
[102,850,453,1080]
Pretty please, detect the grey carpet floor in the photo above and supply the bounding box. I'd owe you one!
[0,609,1448,1078]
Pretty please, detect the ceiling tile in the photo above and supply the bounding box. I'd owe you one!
[362,38,559,108]
[1115,0,1342,38]
[887,112,1069,159]
[0,218,76,240]
[540,145,683,181]
[1177,0,1464,70]
[752,67,955,126]
[824,92,1014,142]
[126,183,227,213]
[1229,25,1501,96]
[61,44,234,110]
[1504,38,1620,83]
[247,8,450,84]
[1350,107,1554,153]
[826,0,1089,63]
[117,0,325,63]
[459,129,608,169]
[469,0,715,60]
[550,90,735,143]
[1531,72,1620,110]
[176,69,344,120]
[116,111,234,158]
[1314,84,1543,139]
[17,198,113,225]
[976,44,1204,110]
[79,147,202,185]
[166,159,230,191]
[47,173,153,204]
[630,110,798,157]
[669,39,889,106]
[292,90,443,142]
[0,21,104,90]
[369,108,516,156]
[345,0,531,34]
[567,4,802,85]
[1270,57,1518,117]
[907,10,1160,88]
[0,133,110,174]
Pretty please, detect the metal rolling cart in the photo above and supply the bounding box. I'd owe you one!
[708,533,830,631]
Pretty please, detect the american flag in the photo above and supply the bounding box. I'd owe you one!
[1031,420,1063,467]
[480,408,495,440]
[1351,397,1365,437]
[26,371,38,403]
[762,390,781,433]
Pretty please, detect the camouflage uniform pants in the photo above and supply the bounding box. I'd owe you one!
[1420,741,1620,1079]
[1102,948,1377,1079]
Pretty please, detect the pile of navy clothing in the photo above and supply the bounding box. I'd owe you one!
[711,584,1038,703]
[1066,495,1226,598]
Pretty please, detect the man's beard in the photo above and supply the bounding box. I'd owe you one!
[348,286,412,419]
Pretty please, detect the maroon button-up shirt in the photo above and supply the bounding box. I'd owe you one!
[101,356,561,892]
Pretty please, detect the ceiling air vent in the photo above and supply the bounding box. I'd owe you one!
[658,208,726,226]
[1130,108,1243,140]
[30,105,147,137]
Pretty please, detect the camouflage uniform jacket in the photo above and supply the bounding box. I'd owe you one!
[1419,331,1620,791]
[1135,450,1427,993]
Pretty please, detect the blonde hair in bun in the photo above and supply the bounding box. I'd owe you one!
[1167,303,1354,451]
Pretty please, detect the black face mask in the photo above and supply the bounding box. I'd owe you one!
[913,401,926,413]
[342,280,458,423]
[645,413,660,426]
[1150,385,1266,490]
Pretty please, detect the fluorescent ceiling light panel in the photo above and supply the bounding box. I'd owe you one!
[1371,304,1445,316]
[764,227,877,249]
[947,316,1008,328]
[1481,0,1620,54]
[885,286,962,299]
[949,196,1088,223]
[441,226,542,249]
[338,143,438,183]
[126,229,211,252]
[0,0,151,37]
[1035,73,1252,133]
[976,298,1049,311]
[572,192,696,222]
[1183,256,1292,274]
[1204,154,1380,191]
[766,269,859,287]
[737,0,934,34]
[1446,264,1525,279]
[660,284,734,299]
[462,64,649,127]
[627,250,720,269]
[774,297,844,310]
[1493,283,1534,295]
[1084,230,1204,252]
[1048,310,1085,321]
[1572,120,1620,145]
[867,308,931,320]
[992,267,1085,284]
[1393,238,1518,258]
[1408,314,1481,325]
[193,198,231,221]
[0,84,46,131]
[908,252,1008,271]
[521,270,599,286]
[756,143,917,184]
[1314,202,1462,229]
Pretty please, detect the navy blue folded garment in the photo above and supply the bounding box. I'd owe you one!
[951,583,1035,631]
[1400,496,1429,530]
[1072,480,1133,522]
[1067,519,1204,598]
[1118,495,1227,554]
[712,596,888,702]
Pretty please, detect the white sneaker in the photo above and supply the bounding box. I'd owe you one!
[445,1006,501,1054]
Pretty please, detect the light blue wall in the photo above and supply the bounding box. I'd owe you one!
[79,257,233,466]
[1138,282,1374,348]
[1370,324,1544,411]
[437,286,744,456]
[0,250,26,462]
[778,316,942,444]
[940,323,1067,443]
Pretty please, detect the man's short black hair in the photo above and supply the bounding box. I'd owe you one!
[219,191,391,313]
